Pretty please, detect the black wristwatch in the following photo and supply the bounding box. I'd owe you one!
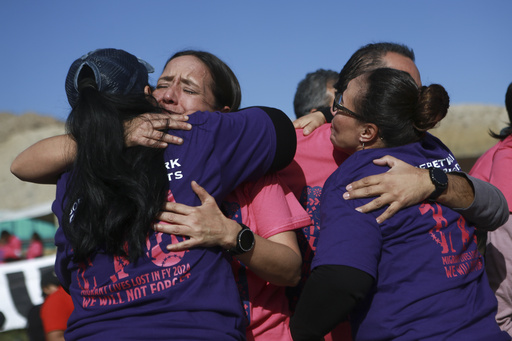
[228,224,255,255]
[428,167,448,200]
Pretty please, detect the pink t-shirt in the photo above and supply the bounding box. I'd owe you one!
[2,235,22,261]
[470,134,512,212]
[223,173,312,341]
[278,125,348,291]
[26,240,44,259]
[279,124,348,199]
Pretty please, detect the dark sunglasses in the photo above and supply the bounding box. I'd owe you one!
[332,92,361,119]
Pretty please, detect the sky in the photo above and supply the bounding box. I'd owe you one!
[1,1,511,122]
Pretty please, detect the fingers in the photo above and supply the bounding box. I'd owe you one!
[352,194,388,213]
[153,224,209,251]
[151,224,195,252]
[373,155,411,171]
[168,113,189,122]
[159,133,184,146]
[156,211,188,226]
[154,221,181,234]
[153,222,194,241]
[166,240,195,252]
[140,113,190,129]
[374,202,401,224]
[345,156,427,224]
[124,113,192,148]
[345,173,384,194]
[371,155,396,167]
[293,117,307,129]
[292,111,326,135]
[302,122,313,136]
[160,200,190,213]
[162,118,192,131]
[304,111,326,135]
[350,194,401,224]
[190,181,213,204]
[157,202,195,226]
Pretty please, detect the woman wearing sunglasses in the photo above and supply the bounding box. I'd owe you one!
[290,67,509,341]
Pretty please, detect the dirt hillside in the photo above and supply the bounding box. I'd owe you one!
[0,112,65,212]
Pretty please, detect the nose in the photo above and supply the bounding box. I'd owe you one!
[160,84,178,105]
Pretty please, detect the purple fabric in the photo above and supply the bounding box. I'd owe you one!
[52,108,278,340]
[314,133,509,341]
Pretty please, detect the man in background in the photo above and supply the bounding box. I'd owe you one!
[26,269,73,341]
[284,42,508,340]
[293,69,338,119]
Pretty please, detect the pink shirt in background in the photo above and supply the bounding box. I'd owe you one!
[279,125,352,341]
[470,134,512,212]
[223,173,311,341]
[279,124,348,201]
[2,235,22,261]
[470,134,512,336]
[26,240,44,259]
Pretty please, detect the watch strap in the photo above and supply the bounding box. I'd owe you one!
[428,167,448,201]
[227,224,254,255]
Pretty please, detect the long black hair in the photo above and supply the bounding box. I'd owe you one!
[62,67,168,263]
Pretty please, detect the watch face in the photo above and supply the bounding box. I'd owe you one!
[432,167,448,187]
[239,228,255,252]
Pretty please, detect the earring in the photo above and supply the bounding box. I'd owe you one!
[361,141,365,150]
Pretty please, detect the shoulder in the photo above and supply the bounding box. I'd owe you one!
[496,134,512,151]
[296,124,332,145]
[184,108,275,141]
[421,133,453,153]
[334,149,387,182]
[45,287,72,306]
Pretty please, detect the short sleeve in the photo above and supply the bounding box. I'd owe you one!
[243,173,311,239]
[196,108,278,183]
[312,179,381,279]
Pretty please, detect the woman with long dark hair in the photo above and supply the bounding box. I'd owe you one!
[16,48,297,340]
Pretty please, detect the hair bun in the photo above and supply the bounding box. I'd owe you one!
[414,84,450,131]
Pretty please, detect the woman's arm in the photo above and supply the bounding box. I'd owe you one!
[449,174,508,230]
[154,181,303,286]
[261,106,298,173]
[10,113,191,184]
[222,220,303,286]
[290,265,374,341]
[343,155,508,229]
[11,134,75,184]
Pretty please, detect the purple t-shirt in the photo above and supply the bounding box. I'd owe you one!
[52,108,281,340]
[313,133,509,341]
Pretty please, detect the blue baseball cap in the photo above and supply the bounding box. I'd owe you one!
[65,48,154,108]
